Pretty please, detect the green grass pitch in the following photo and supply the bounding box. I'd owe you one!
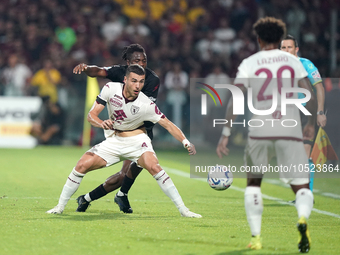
[1,147,339,254]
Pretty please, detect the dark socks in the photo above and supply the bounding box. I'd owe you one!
[89,184,108,201]
[120,175,135,194]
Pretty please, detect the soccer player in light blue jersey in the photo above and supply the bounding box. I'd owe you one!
[281,35,327,193]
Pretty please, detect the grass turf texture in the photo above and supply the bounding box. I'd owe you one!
[0,147,339,255]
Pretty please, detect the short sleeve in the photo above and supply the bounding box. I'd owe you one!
[97,83,111,103]
[144,103,164,123]
[234,59,249,88]
[105,65,125,82]
[302,59,322,85]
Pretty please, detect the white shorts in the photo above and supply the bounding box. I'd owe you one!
[88,133,154,167]
[245,138,309,185]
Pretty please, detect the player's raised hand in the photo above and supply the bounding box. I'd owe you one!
[101,119,114,130]
[216,136,230,159]
[73,63,88,74]
[185,143,196,155]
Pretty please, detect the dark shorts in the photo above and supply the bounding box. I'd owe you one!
[145,121,155,140]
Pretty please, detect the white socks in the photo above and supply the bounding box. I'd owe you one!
[57,168,85,208]
[245,186,263,236]
[153,170,186,212]
[84,193,91,202]
[295,188,313,219]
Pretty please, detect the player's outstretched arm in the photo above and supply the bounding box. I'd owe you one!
[157,117,196,155]
[87,102,114,130]
[73,63,107,78]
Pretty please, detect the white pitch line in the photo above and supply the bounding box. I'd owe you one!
[264,179,340,200]
[164,167,340,219]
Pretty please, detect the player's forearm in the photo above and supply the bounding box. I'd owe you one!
[168,124,187,143]
[315,83,325,112]
[85,66,107,78]
[225,98,237,128]
[87,112,103,128]
[160,119,186,143]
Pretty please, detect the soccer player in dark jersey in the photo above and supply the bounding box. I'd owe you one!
[72,44,160,212]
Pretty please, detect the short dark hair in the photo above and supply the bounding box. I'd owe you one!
[253,17,286,44]
[282,34,298,47]
[126,64,145,77]
[122,44,145,61]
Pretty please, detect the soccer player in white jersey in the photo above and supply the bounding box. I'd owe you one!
[47,64,201,218]
[216,17,316,253]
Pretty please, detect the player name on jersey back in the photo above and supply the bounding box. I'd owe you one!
[234,49,309,140]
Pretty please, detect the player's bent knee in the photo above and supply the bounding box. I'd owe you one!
[75,160,92,174]
[147,164,162,176]
[75,153,106,173]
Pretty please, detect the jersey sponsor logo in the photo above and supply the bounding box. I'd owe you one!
[141,142,148,147]
[311,70,321,79]
[109,98,123,108]
[114,94,123,100]
[131,105,140,115]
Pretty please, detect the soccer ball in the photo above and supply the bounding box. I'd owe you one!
[207,165,233,190]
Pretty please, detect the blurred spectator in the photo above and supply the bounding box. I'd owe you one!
[286,2,306,41]
[101,12,124,43]
[187,1,206,24]
[164,62,188,130]
[214,18,236,42]
[55,17,77,52]
[30,96,65,145]
[126,18,150,37]
[118,0,147,20]
[196,31,224,61]
[1,54,32,96]
[30,59,61,103]
[148,0,167,21]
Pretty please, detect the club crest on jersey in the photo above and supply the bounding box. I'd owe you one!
[131,105,140,115]
[109,97,122,108]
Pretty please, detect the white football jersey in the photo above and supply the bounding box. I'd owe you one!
[234,49,308,139]
[97,82,164,138]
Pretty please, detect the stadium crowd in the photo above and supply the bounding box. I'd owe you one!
[0,0,339,152]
